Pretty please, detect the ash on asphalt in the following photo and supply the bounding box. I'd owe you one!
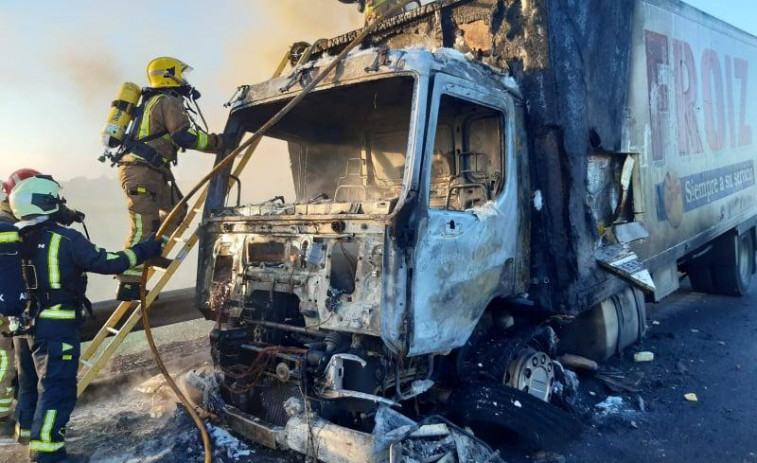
[532,281,757,463]
[67,368,295,463]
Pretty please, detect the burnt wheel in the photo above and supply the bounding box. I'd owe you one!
[448,382,583,451]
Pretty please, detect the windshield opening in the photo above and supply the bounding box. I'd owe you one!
[236,76,415,209]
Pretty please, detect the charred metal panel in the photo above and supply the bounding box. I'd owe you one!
[198,216,389,337]
[408,73,520,355]
[317,0,636,313]
[513,0,637,312]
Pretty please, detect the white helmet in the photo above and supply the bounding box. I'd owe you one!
[9,175,62,220]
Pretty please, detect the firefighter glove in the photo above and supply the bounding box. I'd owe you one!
[143,233,166,259]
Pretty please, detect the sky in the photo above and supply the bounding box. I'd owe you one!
[0,0,363,186]
[0,0,754,183]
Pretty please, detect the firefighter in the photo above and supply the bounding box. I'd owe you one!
[115,56,226,301]
[0,171,33,442]
[364,0,413,23]
[8,174,164,463]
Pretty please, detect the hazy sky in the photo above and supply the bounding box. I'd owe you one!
[0,0,362,185]
[0,0,754,183]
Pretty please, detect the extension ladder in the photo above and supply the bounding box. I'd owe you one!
[77,53,291,396]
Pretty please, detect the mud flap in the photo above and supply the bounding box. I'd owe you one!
[596,244,656,293]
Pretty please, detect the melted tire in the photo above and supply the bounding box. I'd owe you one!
[449,382,583,451]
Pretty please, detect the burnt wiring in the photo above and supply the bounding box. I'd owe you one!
[219,345,305,394]
[297,371,323,462]
[392,354,434,400]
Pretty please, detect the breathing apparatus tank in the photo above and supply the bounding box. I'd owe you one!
[101,82,142,149]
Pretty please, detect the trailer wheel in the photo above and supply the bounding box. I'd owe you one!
[713,231,754,296]
[687,265,715,294]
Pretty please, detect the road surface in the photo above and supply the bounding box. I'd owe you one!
[560,281,757,463]
[1,281,756,463]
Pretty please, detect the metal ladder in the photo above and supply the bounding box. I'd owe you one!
[77,53,291,396]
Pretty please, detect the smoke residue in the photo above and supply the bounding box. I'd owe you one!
[211,1,363,206]
[55,46,123,106]
[223,0,363,87]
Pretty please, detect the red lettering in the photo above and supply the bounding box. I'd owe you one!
[725,56,738,147]
[735,58,753,146]
[674,40,703,155]
[645,31,670,161]
[702,49,726,151]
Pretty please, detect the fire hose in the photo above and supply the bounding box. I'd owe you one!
[138,2,416,462]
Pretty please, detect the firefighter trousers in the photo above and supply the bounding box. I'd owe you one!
[0,333,15,421]
[14,335,34,442]
[15,320,80,463]
[117,162,187,283]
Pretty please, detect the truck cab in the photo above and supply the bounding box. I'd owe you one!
[195,47,548,459]
[198,47,529,357]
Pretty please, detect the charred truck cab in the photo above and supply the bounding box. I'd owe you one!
[197,1,757,461]
[199,47,548,459]
[201,51,528,352]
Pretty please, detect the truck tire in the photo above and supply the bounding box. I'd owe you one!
[687,265,715,294]
[713,231,754,296]
[448,382,583,451]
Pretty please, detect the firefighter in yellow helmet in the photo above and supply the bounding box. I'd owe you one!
[115,57,226,301]
[364,0,416,23]
[338,0,414,23]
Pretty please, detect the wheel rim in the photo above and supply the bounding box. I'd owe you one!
[505,348,555,402]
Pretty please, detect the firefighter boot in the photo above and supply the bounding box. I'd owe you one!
[0,417,16,445]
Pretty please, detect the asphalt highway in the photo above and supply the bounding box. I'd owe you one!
[560,281,757,463]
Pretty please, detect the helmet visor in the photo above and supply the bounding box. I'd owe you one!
[181,65,194,85]
[31,193,60,213]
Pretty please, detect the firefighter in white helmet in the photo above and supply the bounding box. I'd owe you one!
[9,174,163,463]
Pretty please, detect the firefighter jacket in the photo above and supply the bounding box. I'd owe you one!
[18,221,161,324]
[131,91,224,166]
[0,219,26,317]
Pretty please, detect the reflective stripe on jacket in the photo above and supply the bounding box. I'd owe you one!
[135,93,224,165]
[19,222,155,315]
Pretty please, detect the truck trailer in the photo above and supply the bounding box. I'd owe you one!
[196,0,757,460]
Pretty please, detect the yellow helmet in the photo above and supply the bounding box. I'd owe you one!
[147,57,193,88]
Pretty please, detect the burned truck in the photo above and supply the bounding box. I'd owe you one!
[196,0,757,460]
